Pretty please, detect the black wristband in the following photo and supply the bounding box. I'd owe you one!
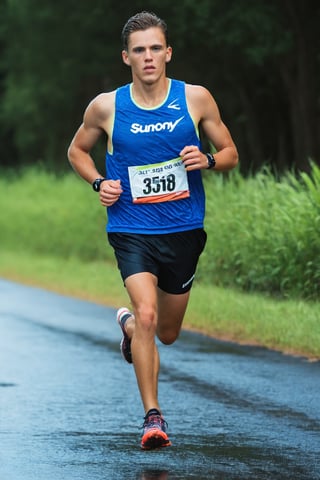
[92,178,107,192]
[206,153,216,169]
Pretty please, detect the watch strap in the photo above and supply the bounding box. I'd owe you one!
[92,178,107,192]
[206,153,216,170]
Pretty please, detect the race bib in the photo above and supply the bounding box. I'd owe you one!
[128,158,190,204]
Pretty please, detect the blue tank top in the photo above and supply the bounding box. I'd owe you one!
[106,79,205,234]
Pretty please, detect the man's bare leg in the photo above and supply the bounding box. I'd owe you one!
[122,274,190,411]
[124,272,160,413]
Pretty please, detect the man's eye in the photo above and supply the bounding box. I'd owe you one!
[133,47,144,53]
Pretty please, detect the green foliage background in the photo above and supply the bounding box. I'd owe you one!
[0,0,319,173]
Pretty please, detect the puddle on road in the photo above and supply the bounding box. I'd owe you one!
[5,429,313,480]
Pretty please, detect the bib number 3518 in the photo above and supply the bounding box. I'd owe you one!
[128,158,190,204]
[143,173,176,195]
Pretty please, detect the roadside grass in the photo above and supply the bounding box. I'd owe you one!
[188,283,320,359]
[1,249,319,360]
[2,165,319,298]
[1,166,319,359]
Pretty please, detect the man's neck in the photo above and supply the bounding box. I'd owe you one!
[131,77,169,108]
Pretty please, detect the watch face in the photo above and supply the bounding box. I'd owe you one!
[93,179,101,191]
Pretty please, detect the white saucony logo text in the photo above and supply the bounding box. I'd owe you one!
[130,116,185,134]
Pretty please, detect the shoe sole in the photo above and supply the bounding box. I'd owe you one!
[141,429,172,450]
[119,337,132,363]
[117,308,133,364]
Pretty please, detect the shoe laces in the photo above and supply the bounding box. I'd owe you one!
[142,413,168,432]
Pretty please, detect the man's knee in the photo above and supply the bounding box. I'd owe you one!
[134,304,157,331]
[157,328,180,345]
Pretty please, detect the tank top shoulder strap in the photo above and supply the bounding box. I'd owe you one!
[115,83,131,110]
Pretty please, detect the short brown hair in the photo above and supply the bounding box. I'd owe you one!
[121,11,169,50]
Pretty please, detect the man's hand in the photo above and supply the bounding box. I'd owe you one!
[99,179,123,207]
[179,145,208,171]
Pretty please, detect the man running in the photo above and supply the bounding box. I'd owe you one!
[68,11,238,449]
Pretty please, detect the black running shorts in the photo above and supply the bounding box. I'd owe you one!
[108,229,207,294]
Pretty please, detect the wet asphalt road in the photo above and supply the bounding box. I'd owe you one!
[0,279,319,480]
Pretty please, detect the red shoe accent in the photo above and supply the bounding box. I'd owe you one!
[141,428,172,450]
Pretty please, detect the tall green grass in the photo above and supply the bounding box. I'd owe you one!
[1,169,110,261]
[1,165,319,299]
[200,164,320,299]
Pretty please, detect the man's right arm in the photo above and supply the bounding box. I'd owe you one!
[67,92,123,207]
[67,94,110,184]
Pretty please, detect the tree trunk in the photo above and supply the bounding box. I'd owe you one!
[280,1,320,172]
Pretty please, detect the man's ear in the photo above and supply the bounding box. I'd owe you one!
[122,50,130,66]
[165,46,172,64]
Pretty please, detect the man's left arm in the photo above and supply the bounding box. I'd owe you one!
[181,85,238,172]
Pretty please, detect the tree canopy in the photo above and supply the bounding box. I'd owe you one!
[0,0,319,174]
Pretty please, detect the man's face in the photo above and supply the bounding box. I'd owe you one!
[122,27,172,84]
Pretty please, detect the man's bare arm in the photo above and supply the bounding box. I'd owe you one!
[181,85,238,172]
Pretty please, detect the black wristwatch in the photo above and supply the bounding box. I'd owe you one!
[206,153,216,169]
[92,178,107,192]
